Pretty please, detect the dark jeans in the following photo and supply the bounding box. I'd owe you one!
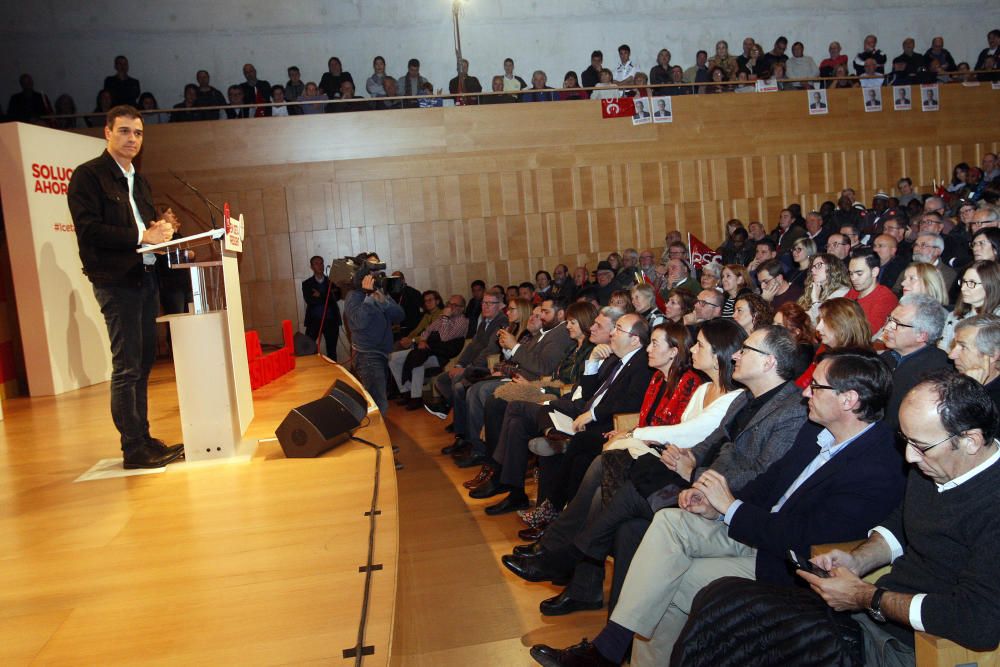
[353,350,389,415]
[92,271,159,454]
[306,322,339,358]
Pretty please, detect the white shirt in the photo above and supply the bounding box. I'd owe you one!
[871,444,1000,632]
[614,60,638,83]
[507,321,565,358]
[116,160,156,265]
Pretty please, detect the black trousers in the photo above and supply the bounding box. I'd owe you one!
[92,271,159,454]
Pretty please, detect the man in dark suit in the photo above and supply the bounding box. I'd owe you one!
[653,98,671,118]
[302,255,341,357]
[632,100,650,120]
[879,294,950,429]
[67,105,184,469]
[475,314,653,515]
[809,91,827,109]
[427,288,508,421]
[530,350,906,666]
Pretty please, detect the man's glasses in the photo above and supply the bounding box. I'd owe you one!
[483,300,503,306]
[885,316,914,329]
[614,324,636,336]
[808,379,836,392]
[695,299,721,309]
[740,343,770,356]
[901,431,955,455]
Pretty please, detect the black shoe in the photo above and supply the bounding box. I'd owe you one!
[512,542,546,557]
[485,492,531,516]
[455,453,489,469]
[500,552,566,583]
[540,590,603,616]
[405,398,423,411]
[529,639,616,666]
[123,443,184,469]
[469,478,511,499]
[441,437,467,456]
[444,423,455,433]
[147,437,184,458]
[395,396,410,406]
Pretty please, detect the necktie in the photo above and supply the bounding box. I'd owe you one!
[586,358,624,410]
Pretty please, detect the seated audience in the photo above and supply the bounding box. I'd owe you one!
[846,247,899,333]
[170,84,202,122]
[501,57,528,93]
[663,289,695,324]
[941,260,1000,350]
[756,259,803,309]
[522,71,557,102]
[318,56,353,98]
[449,59,482,103]
[194,70,227,119]
[949,314,1000,407]
[389,295,468,409]
[799,253,851,321]
[675,372,1000,666]
[720,264,754,318]
[899,261,949,305]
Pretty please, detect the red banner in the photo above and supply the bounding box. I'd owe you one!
[689,233,722,271]
[601,97,635,119]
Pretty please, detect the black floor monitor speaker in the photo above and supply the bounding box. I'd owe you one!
[276,379,370,458]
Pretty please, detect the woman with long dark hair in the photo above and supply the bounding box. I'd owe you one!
[941,260,1000,350]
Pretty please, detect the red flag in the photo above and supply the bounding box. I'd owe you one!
[601,97,635,119]
[688,233,722,271]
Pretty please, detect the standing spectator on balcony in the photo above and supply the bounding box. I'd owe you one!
[285,66,305,101]
[224,86,250,119]
[103,55,140,107]
[398,58,428,108]
[194,70,226,120]
[895,37,926,75]
[318,57,353,98]
[366,56,388,97]
[786,41,818,87]
[238,63,272,117]
[760,36,789,73]
[974,29,1000,71]
[819,41,848,78]
[708,40,739,78]
[853,34,887,74]
[736,36,757,71]
[581,50,604,89]
[613,44,638,85]
[170,85,202,123]
[522,71,557,102]
[449,59,482,103]
[501,57,527,94]
[298,82,328,115]
[924,36,957,72]
[649,48,673,90]
[7,74,51,124]
[683,50,711,85]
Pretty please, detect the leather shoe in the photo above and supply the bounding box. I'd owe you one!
[485,492,530,516]
[500,552,568,583]
[512,542,545,557]
[147,437,184,458]
[455,452,489,469]
[518,525,547,542]
[468,478,511,499]
[445,423,455,433]
[540,590,603,616]
[529,639,616,666]
[405,398,423,410]
[440,437,466,455]
[123,443,184,469]
[462,464,494,489]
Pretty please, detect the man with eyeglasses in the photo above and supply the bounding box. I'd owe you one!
[428,289,508,431]
[688,289,724,329]
[796,372,1000,664]
[826,233,852,262]
[533,348,905,666]
[919,212,971,270]
[880,213,912,262]
[879,294,950,429]
[756,259,802,308]
[908,232,956,293]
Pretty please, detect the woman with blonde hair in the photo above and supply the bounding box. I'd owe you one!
[789,237,817,287]
[505,297,533,342]
[899,262,948,305]
[796,297,872,386]
[799,253,850,321]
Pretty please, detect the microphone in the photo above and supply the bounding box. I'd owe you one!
[170,170,223,230]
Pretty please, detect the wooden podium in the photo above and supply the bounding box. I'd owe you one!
[140,227,255,463]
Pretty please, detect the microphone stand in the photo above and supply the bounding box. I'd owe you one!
[170,170,223,230]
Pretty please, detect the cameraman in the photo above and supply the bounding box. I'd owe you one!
[344,266,404,416]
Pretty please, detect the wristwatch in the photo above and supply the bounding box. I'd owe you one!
[867,587,887,623]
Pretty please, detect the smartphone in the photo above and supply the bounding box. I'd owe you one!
[648,443,666,454]
[787,549,830,578]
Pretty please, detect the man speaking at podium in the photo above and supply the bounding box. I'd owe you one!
[67,105,185,469]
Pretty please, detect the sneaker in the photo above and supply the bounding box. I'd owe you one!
[424,402,449,420]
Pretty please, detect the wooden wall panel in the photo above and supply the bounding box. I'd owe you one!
[129,86,1000,335]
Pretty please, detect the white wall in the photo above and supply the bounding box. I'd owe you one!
[3,1,998,114]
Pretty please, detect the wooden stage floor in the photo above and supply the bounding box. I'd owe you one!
[1,357,606,665]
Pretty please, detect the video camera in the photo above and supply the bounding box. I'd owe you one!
[328,252,403,295]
